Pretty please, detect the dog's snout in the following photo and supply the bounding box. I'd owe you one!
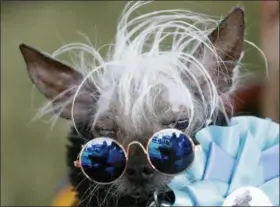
[126,164,155,182]
[125,143,155,183]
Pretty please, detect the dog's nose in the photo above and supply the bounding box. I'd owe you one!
[125,142,155,182]
[126,164,155,182]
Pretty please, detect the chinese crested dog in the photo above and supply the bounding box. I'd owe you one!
[19,1,266,206]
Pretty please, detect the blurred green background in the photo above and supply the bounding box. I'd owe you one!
[1,1,263,206]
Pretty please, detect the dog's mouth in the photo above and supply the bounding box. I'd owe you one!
[121,175,172,196]
[120,185,175,207]
[129,188,176,206]
[129,187,155,199]
[119,184,157,199]
[91,172,175,206]
[123,181,172,200]
[129,190,152,201]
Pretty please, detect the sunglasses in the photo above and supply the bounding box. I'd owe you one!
[74,128,198,184]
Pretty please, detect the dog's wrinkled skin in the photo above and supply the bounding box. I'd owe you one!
[20,4,245,207]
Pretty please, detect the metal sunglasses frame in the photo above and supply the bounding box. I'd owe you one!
[74,128,200,185]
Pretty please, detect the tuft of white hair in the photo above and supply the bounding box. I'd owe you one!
[35,1,268,135]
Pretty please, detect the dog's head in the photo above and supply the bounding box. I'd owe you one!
[20,2,245,200]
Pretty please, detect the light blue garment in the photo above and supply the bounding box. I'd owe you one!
[168,116,279,206]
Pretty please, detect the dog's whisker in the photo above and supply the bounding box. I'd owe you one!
[74,176,88,192]
[86,184,100,207]
[77,183,100,207]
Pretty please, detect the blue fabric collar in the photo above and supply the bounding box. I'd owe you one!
[167,116,279,206]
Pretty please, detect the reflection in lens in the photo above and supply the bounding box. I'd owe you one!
[148,129,194,174]
[80,138,126,183]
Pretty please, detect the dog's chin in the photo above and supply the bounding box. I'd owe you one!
[112,174,173,200]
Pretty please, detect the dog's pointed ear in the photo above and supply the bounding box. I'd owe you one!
[19,44,97,120]
[192,7,245,94]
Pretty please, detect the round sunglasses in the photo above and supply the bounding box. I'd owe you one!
[74,128,198,184]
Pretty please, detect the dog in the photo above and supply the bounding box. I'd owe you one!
[19,2,265,206]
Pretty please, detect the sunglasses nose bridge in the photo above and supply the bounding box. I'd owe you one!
[126,141,147,155]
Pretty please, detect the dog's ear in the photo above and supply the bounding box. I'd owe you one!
[192,7,245,94]
[19,44,97,120]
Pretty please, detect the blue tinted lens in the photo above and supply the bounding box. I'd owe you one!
[80,138,126,183]
[148,129,194,174]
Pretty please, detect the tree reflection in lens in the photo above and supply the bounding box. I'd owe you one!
[81,138,126,183]
[148,130,194,174]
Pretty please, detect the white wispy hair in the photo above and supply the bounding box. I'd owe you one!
[34,1,267,135]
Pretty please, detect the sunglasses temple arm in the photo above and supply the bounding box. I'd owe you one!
[74,160,82,168]
[73,149,83,168]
